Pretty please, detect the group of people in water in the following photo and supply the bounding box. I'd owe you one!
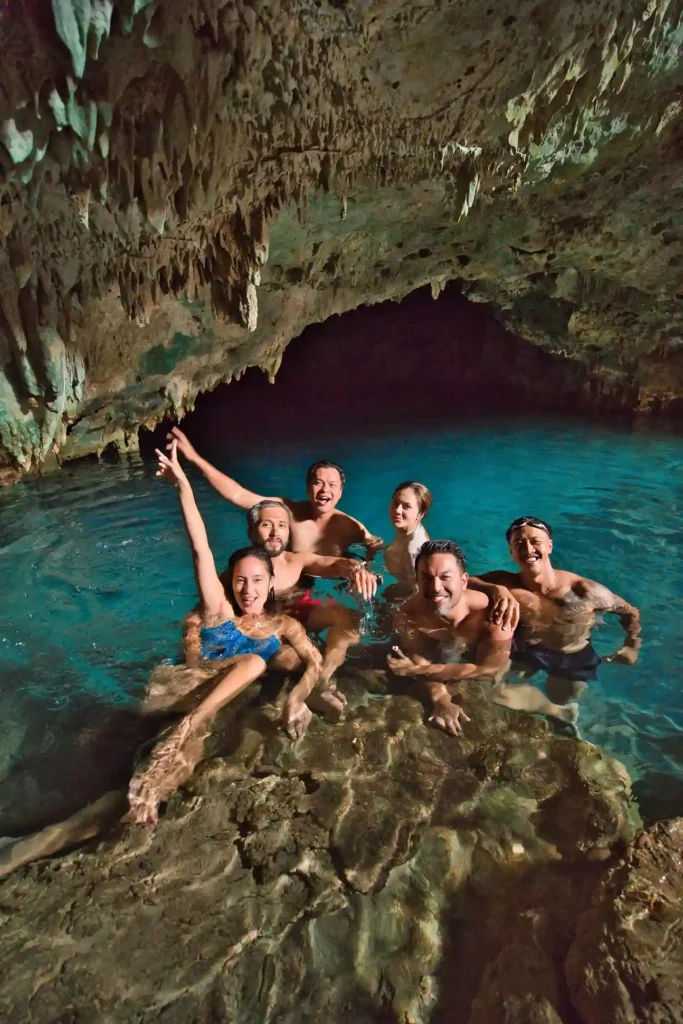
[0,424,643,874]
[126,426,642,826]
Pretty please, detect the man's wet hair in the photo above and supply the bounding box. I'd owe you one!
[392,481,433,516]
[415,539,467,575]
[223,545,276,614]
[306,460,346,487]
[246,499,291,529]
[505,516,553,543]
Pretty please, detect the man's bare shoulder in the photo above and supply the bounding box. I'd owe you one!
[570,574,617,607]
[464,589,489,614]
[280,551,308,571]
[462,596,491,634]
[331,509,366,534]
[556,569,583,588]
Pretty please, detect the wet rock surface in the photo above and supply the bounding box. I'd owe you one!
[0,670,651,1023]
[0,1,682,474]
[566,817,683,1024]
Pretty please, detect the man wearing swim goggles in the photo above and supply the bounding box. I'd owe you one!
[481,516,641,708]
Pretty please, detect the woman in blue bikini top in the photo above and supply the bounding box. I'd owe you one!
[128,440,323,827]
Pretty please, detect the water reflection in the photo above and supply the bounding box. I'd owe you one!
[0,415,681,831]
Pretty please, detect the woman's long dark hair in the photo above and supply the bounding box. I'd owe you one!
[223,546,276,615]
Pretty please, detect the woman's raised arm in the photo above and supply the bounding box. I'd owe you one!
[156,440,232,623]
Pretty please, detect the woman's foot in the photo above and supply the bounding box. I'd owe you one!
[127,715,202,827]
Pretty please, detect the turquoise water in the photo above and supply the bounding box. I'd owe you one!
[1,416,682,832]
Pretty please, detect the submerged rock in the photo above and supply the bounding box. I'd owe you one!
[0,672,644,1022]
[565,817,683,1024]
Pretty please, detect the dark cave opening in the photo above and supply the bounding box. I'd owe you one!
[139,284,631,459]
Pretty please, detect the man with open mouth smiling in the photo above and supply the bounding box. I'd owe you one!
[168,427,383,560]
[481,516,642,705]
[386,540,576,735]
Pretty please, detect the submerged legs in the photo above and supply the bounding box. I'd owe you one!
[0,790,128,881]
[490,681,579,727]
[128,653,267,827]
[304,602,357,717]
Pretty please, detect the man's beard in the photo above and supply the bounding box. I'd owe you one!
[263,539,285,556]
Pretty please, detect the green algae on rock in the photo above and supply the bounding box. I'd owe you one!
[0,670,642,1022]
[0,1,682,473]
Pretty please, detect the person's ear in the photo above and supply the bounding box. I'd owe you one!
[461,572,469,589]
[548,539,554,555]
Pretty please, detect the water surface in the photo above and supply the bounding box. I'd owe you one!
[1,416,681,832]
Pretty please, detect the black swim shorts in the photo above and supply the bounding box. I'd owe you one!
[512,637,601,683]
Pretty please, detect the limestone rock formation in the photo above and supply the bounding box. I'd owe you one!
[565,817,683,1023]
[0,671,645,1023]
[0,0,682,476]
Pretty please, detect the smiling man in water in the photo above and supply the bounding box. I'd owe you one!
[481,516,642,703]
[387,540,576,735]
[242,499,378,702]
[168,427,383,559]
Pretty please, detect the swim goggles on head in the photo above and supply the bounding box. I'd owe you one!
[506,516,551,538]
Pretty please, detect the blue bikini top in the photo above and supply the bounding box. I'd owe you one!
[199,618,281,663]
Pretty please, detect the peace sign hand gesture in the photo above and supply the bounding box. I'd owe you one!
[155,439,188,487]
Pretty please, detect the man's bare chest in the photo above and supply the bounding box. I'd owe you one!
[518,589,595,625]
[273,558,304,595]
[290,517,352,556]
[416,619,479,647]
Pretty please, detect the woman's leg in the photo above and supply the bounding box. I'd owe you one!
[128,653,267,826]
[0,791,128,880]
[140,662,214,716]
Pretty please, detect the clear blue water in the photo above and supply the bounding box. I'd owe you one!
[1,416,682,832]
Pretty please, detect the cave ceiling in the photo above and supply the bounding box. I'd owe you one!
[0,0,682,475]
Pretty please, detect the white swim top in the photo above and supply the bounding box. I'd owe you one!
[384,522,429,585]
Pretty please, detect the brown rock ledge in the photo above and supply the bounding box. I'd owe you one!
[0,670,649,1023]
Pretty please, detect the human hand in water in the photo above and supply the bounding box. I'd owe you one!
[349,565,379,600]
[166,426,198,463]
[156,439,188,487]
[387,647,422,677]
[604,645,639,665]
[429,698,470,736]
[308,682,347,720]
[489,586,520,632]
[284,696,313,740]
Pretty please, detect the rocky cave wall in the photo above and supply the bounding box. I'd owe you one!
[0,0,682,478]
